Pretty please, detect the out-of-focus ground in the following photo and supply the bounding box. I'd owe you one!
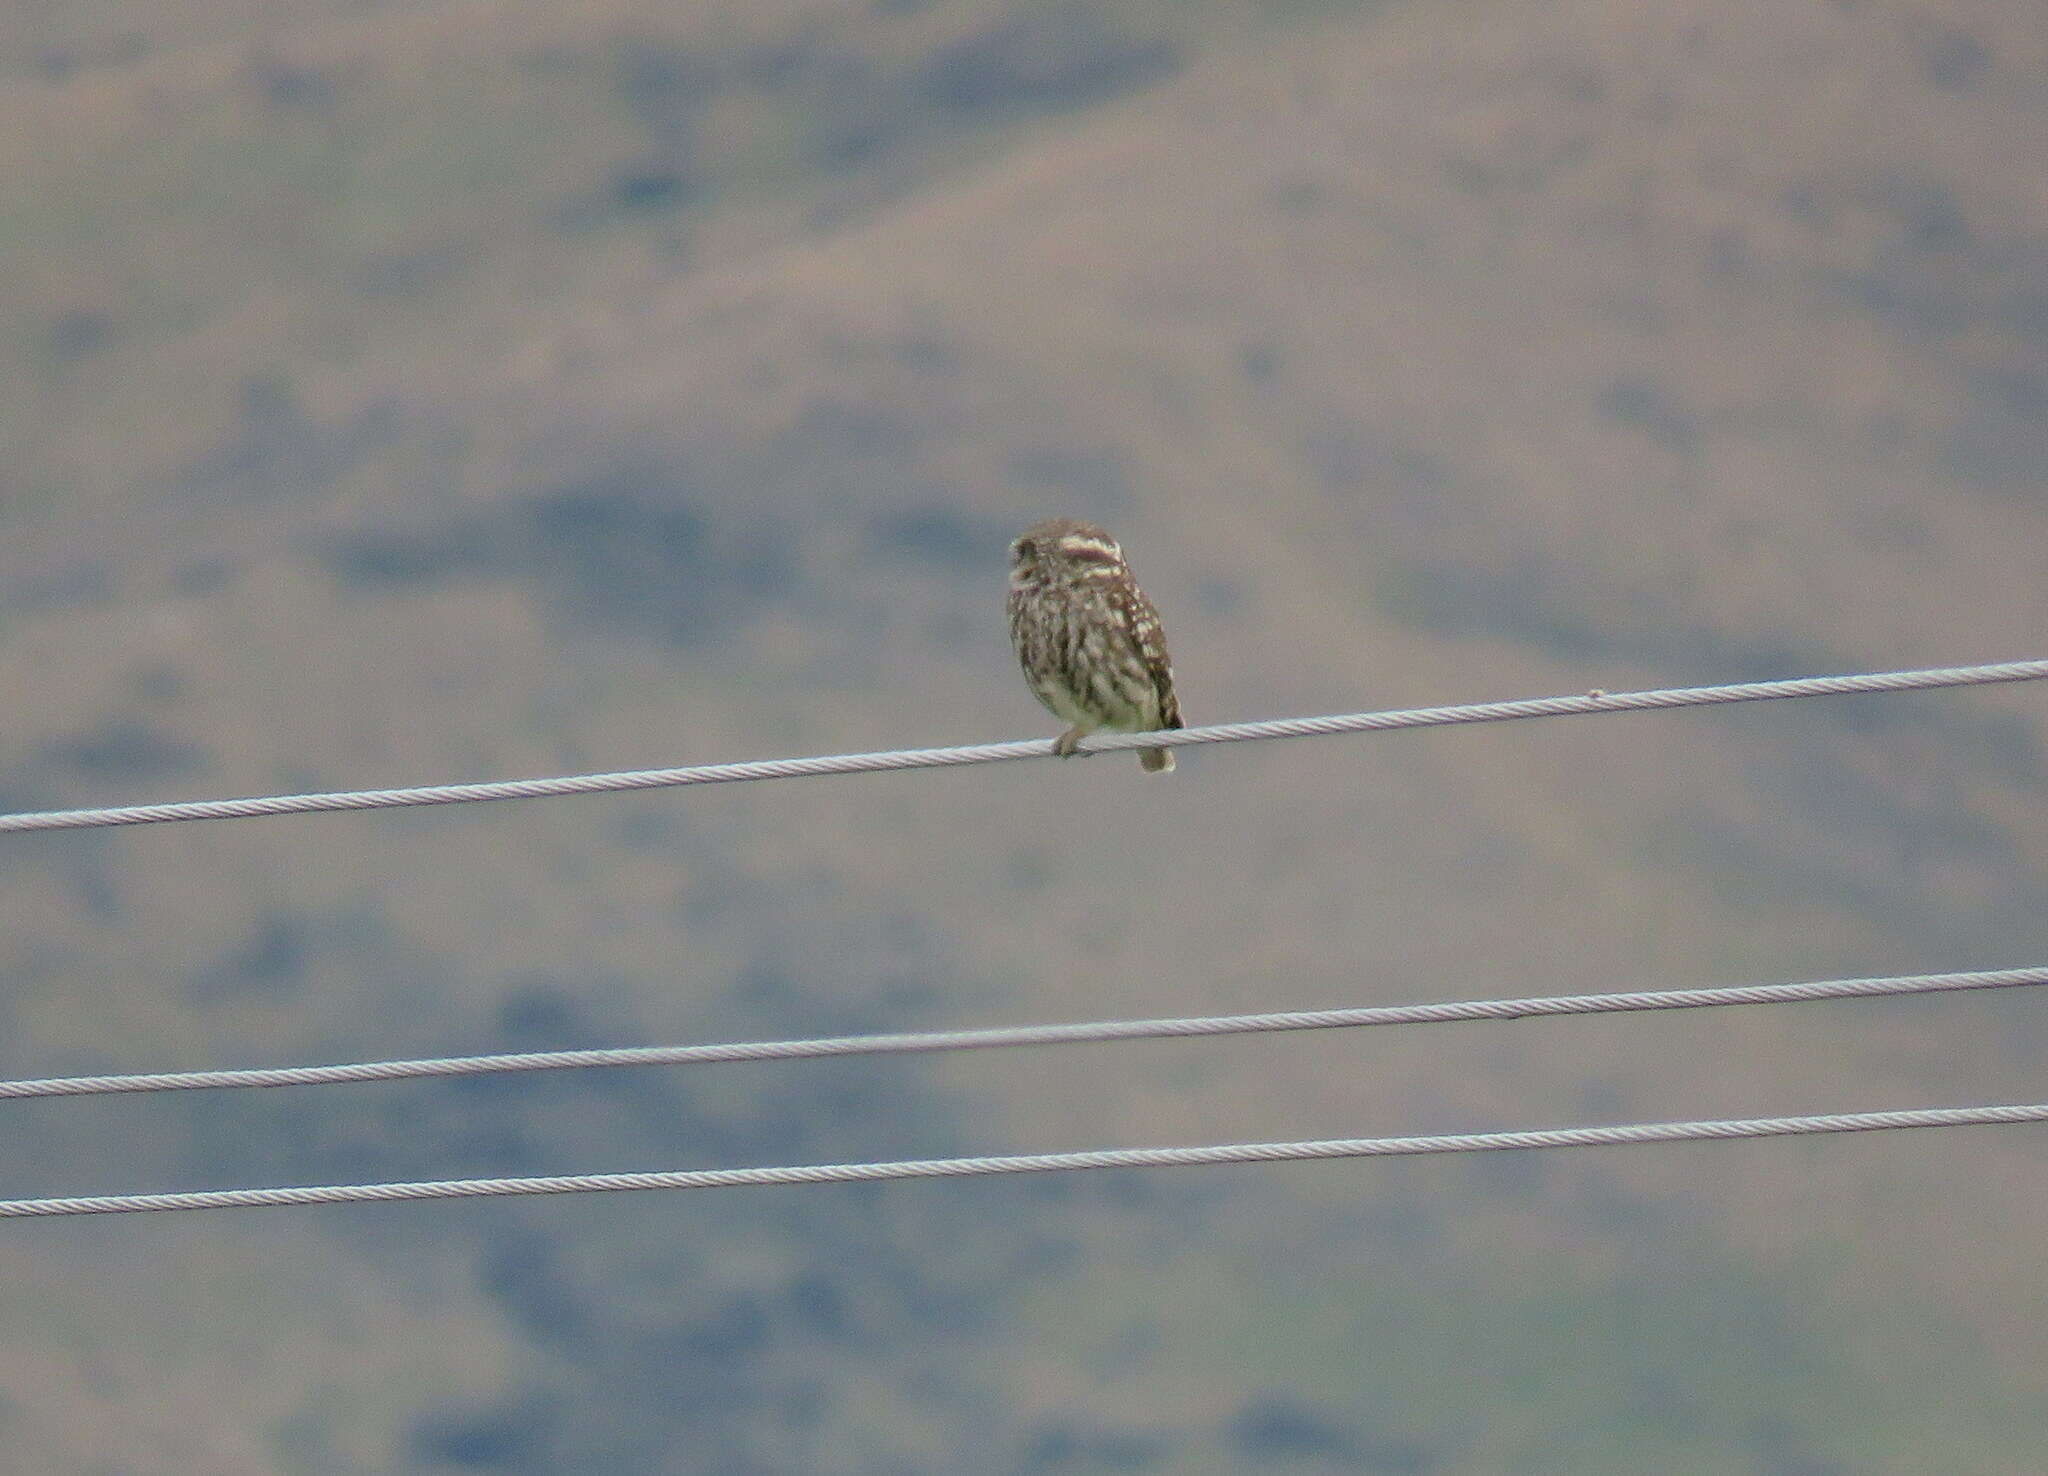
[2,1,2046,1471]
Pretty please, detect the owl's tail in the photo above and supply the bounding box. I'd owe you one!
[1139,746,1175,774]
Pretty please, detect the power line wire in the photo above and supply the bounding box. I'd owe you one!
[5,1101,2043,1219]
[3,965,2041,1102]
[2,659,2042,834]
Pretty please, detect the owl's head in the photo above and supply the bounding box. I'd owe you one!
[1009,518,1123,583]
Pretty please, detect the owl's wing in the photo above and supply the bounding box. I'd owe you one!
[1115,584,1182,730]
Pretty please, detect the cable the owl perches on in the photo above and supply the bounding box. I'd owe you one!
[0,659,2040,834]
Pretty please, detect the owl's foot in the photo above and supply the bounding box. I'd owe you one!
[1053,726,1091,758]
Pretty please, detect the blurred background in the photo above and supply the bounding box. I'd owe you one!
[2,0,2046,1471]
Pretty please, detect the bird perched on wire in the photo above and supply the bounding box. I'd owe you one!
[1007,517,1184,773]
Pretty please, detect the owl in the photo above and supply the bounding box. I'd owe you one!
[1007,518,1184,773]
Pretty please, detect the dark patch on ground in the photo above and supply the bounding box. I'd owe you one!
[1917,26,1991,93]
[320,463,798,647]
[188,906,395,1002]
[1228,1395,1435,1471]
[919,6,1179,118]
[1599,376,1699,453]
[44,717,207,782]
[3,560,112,616]
[176,374,403,504]
[1944,362,2048,495]
[868,505,1013,568]
[1023,1421,1172,1469]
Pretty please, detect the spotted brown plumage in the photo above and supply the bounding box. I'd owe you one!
[1006,518,1183,773]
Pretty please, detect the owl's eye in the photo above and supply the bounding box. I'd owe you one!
[1013,539,1036,561]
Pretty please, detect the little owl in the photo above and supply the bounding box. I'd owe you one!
[1007,518,1183,773]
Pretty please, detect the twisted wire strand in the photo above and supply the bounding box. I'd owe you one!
[3,966,2042,1102]
[5,1101,2044,1218]
[2,659,2042,834]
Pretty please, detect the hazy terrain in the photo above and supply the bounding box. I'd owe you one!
[2,0,2046,1471]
